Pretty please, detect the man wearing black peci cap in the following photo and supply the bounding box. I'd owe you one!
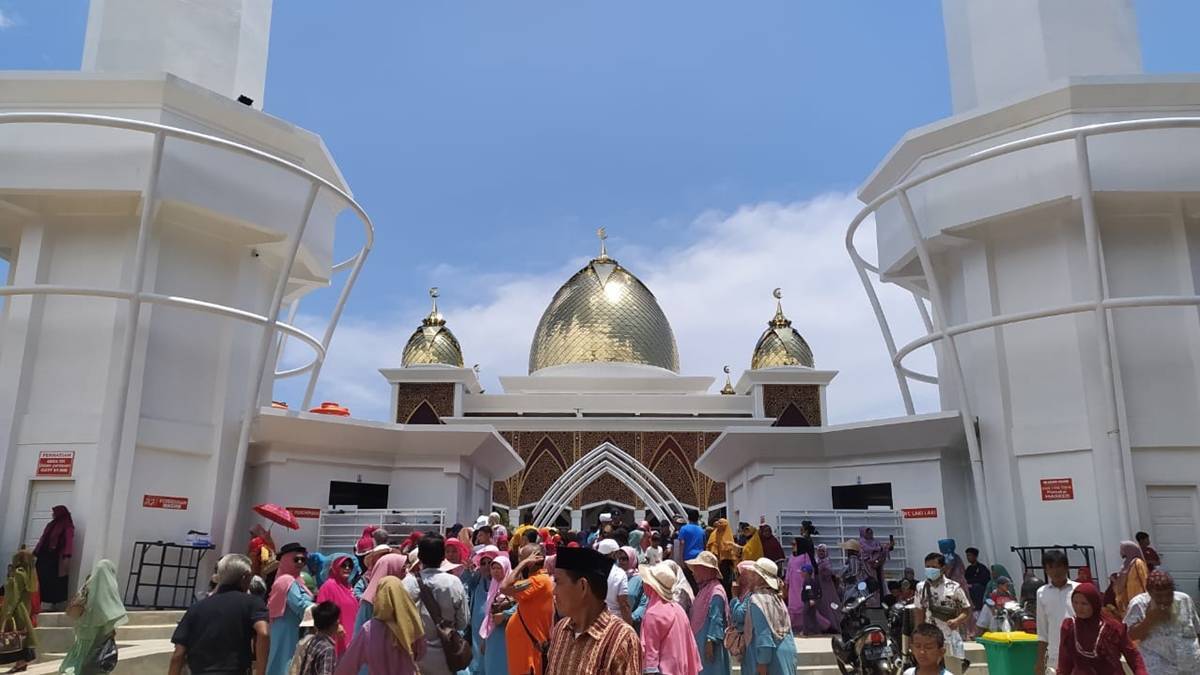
[545,547,642,675]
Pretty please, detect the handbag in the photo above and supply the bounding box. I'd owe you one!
[92,634,119,673]
[722,626,745,657]
[416,577,473,671]
[923,581,963,623]
[0,618,24,656]
[723,603,749,658]
[65,582,90,619]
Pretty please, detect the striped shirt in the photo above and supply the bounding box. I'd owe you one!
[546,609,642,675]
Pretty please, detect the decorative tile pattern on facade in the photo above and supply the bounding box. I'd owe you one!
[762,384,821,426]
[396,383,455,424]
[494,430,723,510]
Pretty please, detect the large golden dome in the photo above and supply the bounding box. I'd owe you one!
[402,288,464,368]
[529,234,679,374]
[751,289,814,369]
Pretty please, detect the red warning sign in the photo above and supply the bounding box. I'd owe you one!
[287,507,321,519]
[1040,478,1074,501]
[143,494,189,510]
[902,507,939,519]
[36,451,75,477]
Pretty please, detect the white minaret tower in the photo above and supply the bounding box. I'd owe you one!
[853,0,1200,584]
[0,0,370,590]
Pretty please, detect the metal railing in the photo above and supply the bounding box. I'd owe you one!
[845,117,1200,562]
[0,113,375,555]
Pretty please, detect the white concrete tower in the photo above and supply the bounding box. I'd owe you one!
[83,0,274,109]
[0,0,370,592]
[852,0,1200,586]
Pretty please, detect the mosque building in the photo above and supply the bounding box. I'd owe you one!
[258,230,975,572]
[6,0,1200,609]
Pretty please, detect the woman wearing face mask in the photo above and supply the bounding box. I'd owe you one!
[1058,583,1147,674]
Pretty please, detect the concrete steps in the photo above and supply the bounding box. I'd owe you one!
[33,611,182,656]
[27,612,991,674]
[27,640,175,675]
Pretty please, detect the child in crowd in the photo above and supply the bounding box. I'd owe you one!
[988,577,1014,609]
[905,623,953,675]
[291,601,341,675]
[983,576,1016,631]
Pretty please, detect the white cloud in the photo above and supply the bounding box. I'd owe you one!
[279,191,940,424]
[0,9,17,29]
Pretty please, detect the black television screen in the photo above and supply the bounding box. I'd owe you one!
[831,482,893,510]
[328,481,388,509]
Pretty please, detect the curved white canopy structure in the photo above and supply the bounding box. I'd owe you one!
[530,441,688,527]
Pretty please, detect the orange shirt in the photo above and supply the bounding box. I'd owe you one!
[507,569,554,675]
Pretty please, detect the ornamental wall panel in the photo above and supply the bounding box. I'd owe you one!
[492,428,725,511]
[762,384,821,426]
[395,383,455,423]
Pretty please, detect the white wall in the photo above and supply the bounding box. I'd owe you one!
[725,452,969,572]
[84,0,274,107]
[242,451,498,552]
[942,0,1140,113]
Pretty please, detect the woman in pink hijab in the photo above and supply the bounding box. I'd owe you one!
[266,544,314,675]
[355,554,409,633]
[317,554,360,655]
[480,555,515,674]
[640,562,702,675]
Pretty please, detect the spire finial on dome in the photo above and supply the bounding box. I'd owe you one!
[770,287,790,327]
[422,286,446,327]
[720,365,735,395]
[596,227,610,260]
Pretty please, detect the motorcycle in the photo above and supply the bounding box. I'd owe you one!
[995,600,1036,634]
[831,581,899,674]
[882,594,917,671]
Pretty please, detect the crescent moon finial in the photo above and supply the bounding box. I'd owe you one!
[772,287,782,300]
[723,365,731,374]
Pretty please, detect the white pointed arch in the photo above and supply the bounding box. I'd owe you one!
[530,441,688,527]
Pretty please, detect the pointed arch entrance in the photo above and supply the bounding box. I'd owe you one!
[530,441,688,527]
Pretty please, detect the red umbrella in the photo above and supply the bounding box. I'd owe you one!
[254,503,300,530]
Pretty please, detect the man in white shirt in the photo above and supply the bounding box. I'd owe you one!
[1035,550,1077,675]
[596,538,633,624]
[914,551,972,674]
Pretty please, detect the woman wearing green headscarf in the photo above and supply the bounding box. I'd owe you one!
[59,559,127,675]
[0,549,39,673]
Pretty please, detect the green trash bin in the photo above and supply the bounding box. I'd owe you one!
[977,632,1039,675]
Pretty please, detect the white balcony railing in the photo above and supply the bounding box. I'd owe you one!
[845,117,1200,556]
[0,113,375,553]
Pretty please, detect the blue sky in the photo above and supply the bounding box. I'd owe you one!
[4,1,1200,421]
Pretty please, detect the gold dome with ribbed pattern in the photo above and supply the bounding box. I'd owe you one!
[529,234,679,374]
[751,290,814,369]
[402,288,465,368]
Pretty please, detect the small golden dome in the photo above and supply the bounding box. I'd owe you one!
[750,289,814,369]
[402,288,464,368]
[720,365,736,395]
[528,229,680,374]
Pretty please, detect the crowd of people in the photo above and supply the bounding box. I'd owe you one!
[157,510,808,675]
[0,505,92,674]
[2,505,1198,675]
[905,531,1200,675]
